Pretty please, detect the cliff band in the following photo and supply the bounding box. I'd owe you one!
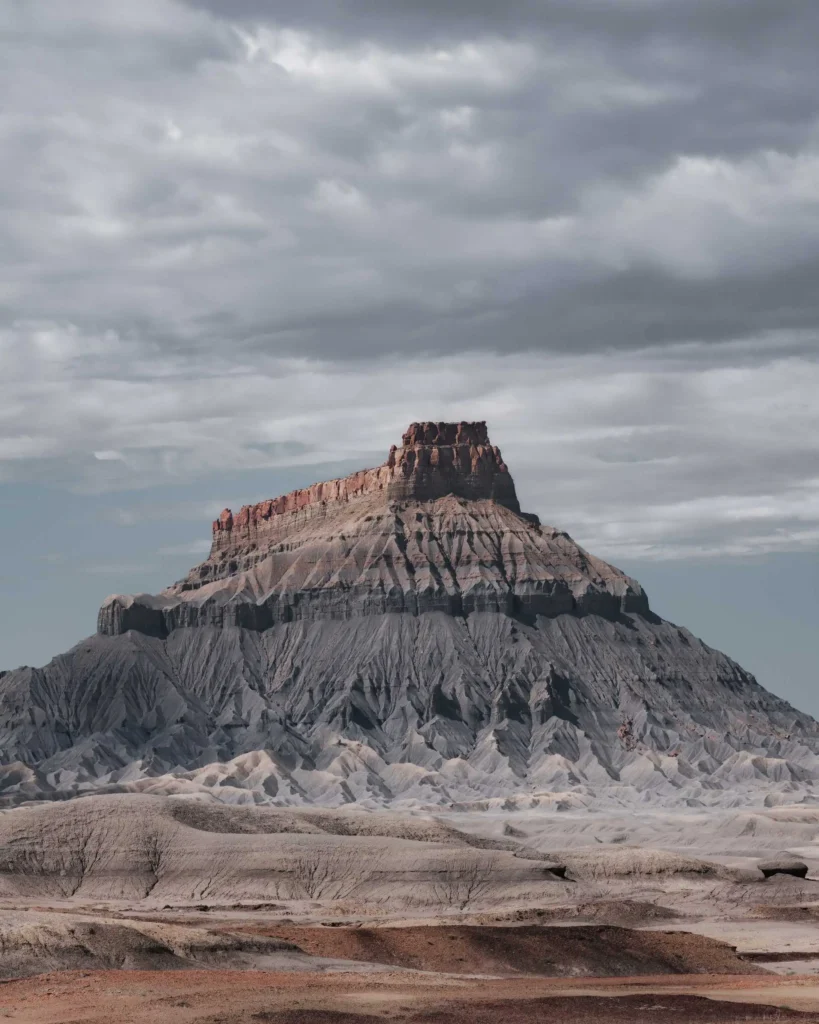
[98,421,646,637]
[1,421,817,809]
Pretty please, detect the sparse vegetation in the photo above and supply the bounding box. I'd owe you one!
[433,855,498,910]
[141,826,179,897]
[289,846,380,900]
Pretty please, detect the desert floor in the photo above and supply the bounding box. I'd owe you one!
[4,795,819,1021]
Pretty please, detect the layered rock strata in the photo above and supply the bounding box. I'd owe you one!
[1,420,818,808]
[98,422,646,637]
[210,419,521,551]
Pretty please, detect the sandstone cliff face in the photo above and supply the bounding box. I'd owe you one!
[209,419,520,556]
[1,421,818,808]
[99,423,642,637]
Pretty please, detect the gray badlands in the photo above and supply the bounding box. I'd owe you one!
[3,422,819,1022]
[1,420,817,809]
[5,795,819,1020]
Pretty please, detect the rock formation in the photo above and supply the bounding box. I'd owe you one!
[1,421,818,808]
[98,421,645,637]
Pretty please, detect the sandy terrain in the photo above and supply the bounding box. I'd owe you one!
[3,970,819,1023]
[3,795,819,1021]
[219,923,762,976]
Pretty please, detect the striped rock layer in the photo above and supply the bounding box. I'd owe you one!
[1,421,817,809]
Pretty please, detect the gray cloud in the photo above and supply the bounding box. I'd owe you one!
[2,1,819,363]
[1,1,818,561]
[181,0,814,48]
[2,314,818,561]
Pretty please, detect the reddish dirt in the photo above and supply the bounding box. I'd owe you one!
[1,970,817,1024]
[254,999,817,1023]
[225,923,761,977]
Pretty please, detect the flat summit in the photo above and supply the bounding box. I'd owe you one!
[1,421,817,808]
[99,420,648,637]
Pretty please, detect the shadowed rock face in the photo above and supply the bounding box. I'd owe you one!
[2,421,819,807]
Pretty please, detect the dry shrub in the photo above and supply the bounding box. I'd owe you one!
[432,854,498,910]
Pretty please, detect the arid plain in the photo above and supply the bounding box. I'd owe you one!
[3,795,819,1022]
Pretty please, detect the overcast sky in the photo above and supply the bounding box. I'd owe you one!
[0,1,817,708]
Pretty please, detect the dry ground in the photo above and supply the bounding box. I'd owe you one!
[3,970,819,1024]
[220,923,762,976]
[4,795,819,1021]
